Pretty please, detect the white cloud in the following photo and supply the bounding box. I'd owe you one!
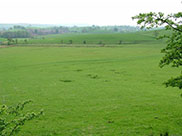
[0,0,181,25]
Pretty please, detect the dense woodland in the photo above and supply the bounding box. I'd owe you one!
[0,24,140,38]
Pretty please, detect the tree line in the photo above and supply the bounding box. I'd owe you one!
[0,25,140,38]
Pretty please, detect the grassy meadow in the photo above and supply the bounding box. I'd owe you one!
[1,32,182,136]
[16,31,164,45]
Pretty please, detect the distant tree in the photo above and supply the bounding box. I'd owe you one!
[34,29,38,34]
[7,38,12,45]
[81,28,88,33]
[132,11,182,90]
[55,29,59,34]
[98,41,102,45]
[119,40,122,44]
[69,40,72,44]
[15,39,18,44]
[83,40,86,44]
[13,25,25,30]
[11,39,15,43]
[98,41,105,46]
[24,39,28,43]
[114,27,118,32]
[1,31,31,38]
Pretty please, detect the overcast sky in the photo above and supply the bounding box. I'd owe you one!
[0,0,181,26]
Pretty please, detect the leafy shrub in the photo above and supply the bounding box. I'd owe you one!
[69,40,72,44]
[119,40,122,44]
[0,100,43,136]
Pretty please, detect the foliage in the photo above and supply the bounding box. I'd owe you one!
[119,40,122,44]
[69,40,72,44]
[132,12,182,89]
[0,100,43,136]
[0,31,32,38]
[0,25,141,39]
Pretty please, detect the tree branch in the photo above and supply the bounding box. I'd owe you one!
[163,19,182,32]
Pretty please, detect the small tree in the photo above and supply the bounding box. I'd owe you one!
[114,27,118,32]
[69,40,72,44]
[24,39,28,44]
[119,40,122,44]
[132,12,182,90]
[98,41,102,45]
[0,100,43,136]
[7,38,12,45]
[15,39,18,44]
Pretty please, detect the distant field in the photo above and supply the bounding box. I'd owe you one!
[1,43,182,136]
[16,31,164,45]
[0,38,6,42]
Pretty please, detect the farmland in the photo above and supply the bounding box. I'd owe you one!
[16,30,164,45]
[1,31,182,136]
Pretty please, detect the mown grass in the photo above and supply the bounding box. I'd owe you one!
[0,42,182,136]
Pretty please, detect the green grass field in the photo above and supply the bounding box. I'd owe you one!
[17,31,164,45]
[1,40,182,135]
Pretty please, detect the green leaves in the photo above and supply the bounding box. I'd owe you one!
[174,12,182,18]
[133,12,182,90]
[0,100,43,136]
[165,75,182,89]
